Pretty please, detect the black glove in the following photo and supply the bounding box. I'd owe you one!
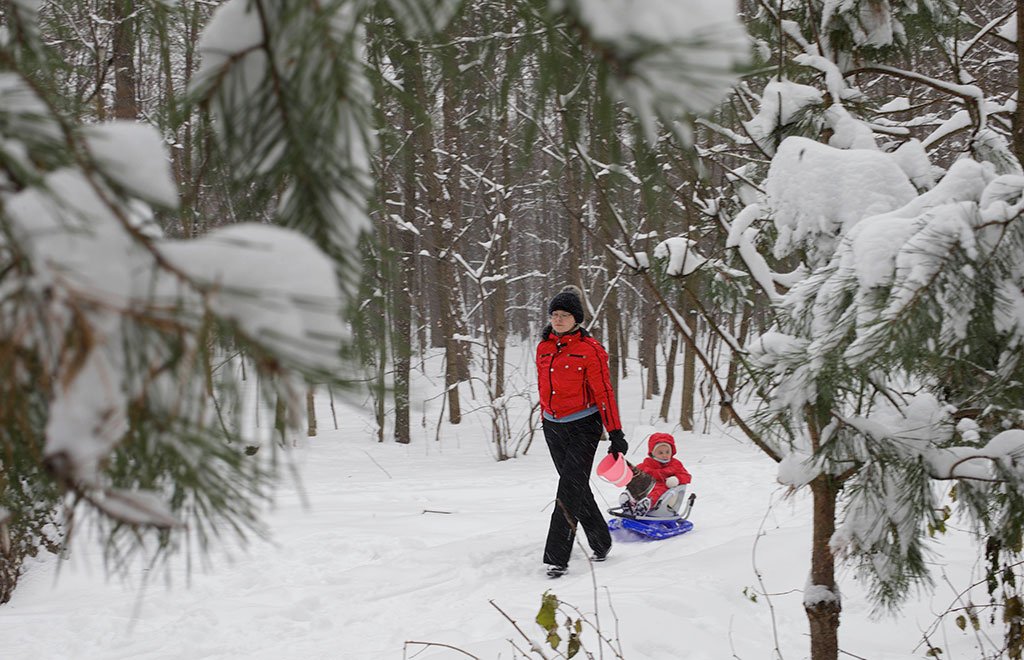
[607,430,628,457]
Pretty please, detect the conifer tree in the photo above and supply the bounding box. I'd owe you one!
[645,3,1024,658]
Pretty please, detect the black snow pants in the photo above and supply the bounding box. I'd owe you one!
[542,412,612,566]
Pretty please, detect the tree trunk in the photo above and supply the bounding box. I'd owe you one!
[605,269,621,395]
[407,41,463,424]
[0,493,22,604]
[375,334,386,442]
[111,0,138,120]
[327,385,340,431]
[659,333,678,421]
[443,329,463,425]
[642,311,660,398]
[306,386,316,437]
[618,309,629,379]
[422,258,443,348]
[493,265,508,400]
[154,4,182,195]
[1014,1,1024,167]
[806,475,842,660]
[392,247,413,444]
[721,303,752,423]
[441,34,472,385]
[184,14,202,237]
[366,27,391,444]
[559,75,585,293]
[593,65,622,393]
[679,288,696,431]
[391,66,418,444]
[635,119,664,402]
[273,392,288,447]
[0,549,18,605]
[493,99,512,402]
[94,25,106,121]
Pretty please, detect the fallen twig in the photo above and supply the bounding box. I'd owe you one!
[403,640,480,659]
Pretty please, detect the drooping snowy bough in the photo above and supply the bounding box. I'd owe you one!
[0,0,376,596]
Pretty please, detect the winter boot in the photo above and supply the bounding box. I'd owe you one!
[546,565,568,578]
[618,491,635,514]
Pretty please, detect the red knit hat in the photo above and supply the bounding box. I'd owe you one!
[647,432,677,456]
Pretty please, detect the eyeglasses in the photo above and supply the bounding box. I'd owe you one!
[550,312,574,321]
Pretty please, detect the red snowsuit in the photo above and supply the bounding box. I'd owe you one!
[536,328,622,433]
[636,433,691,506]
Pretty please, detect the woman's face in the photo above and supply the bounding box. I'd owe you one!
[550,311,576,333]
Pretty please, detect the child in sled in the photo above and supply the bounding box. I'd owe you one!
[620,432,691,517]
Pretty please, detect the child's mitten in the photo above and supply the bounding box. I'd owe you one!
[666,476,680,488]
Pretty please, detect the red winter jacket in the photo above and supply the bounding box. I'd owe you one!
[637,433,691,505]
[536,327,622,433]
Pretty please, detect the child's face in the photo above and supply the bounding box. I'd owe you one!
[652,443,673,461]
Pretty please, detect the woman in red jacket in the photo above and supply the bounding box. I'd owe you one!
[536,285,627,578]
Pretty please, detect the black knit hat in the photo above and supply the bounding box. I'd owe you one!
[548,285,585,324]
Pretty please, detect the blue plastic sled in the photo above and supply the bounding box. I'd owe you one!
[606,492,696,540]
[607,515,693,540]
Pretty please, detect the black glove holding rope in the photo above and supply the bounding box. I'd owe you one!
[607,429,628,458]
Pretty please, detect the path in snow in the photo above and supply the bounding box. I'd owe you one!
[3,393,990,659]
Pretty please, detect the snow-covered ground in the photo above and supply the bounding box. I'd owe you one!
[1,350,993,659]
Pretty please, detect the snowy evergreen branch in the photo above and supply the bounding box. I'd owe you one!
[0,0,434,597]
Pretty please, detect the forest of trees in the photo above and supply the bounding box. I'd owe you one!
[3,2,1024,659]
